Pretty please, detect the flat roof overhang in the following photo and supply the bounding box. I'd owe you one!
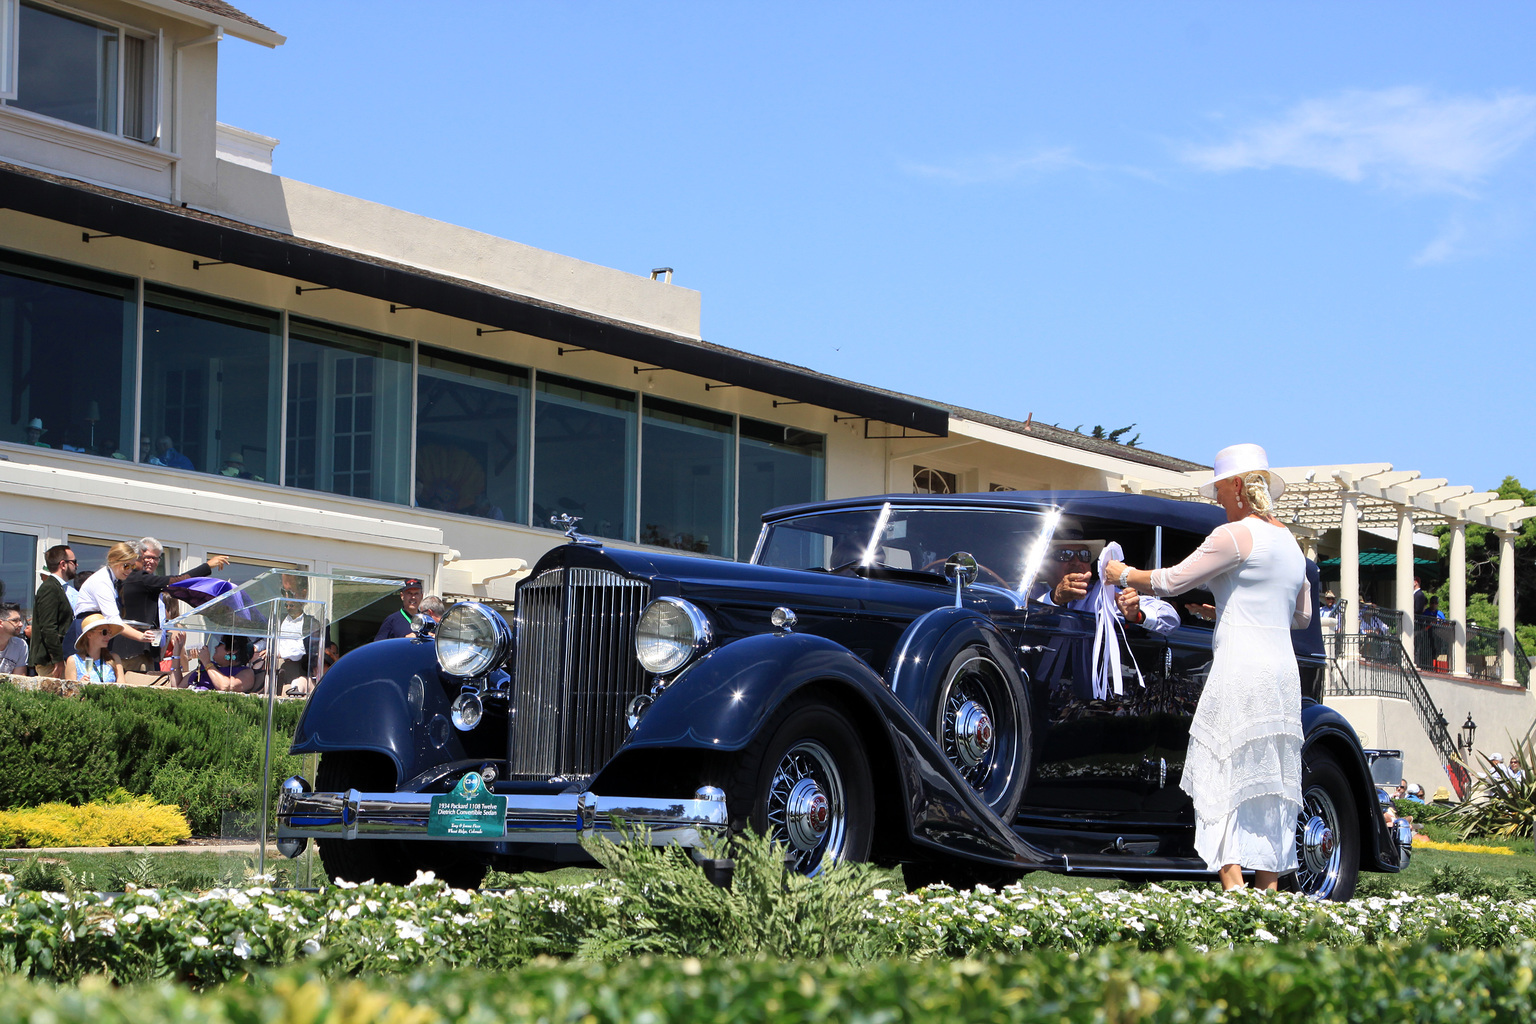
[0,165,948,436]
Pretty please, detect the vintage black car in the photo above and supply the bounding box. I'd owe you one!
[277,492,1410,900]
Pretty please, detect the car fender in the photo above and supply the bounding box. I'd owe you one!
[618,631,894,754]
[290,638,467,786]
[1302,702,1400,873]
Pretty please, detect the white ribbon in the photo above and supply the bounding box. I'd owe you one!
[1090,541,1145,700]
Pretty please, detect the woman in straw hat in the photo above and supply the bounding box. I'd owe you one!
[66,613,126,683]
[1103,443,1310,891]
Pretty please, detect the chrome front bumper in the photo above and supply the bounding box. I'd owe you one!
[276,779,729,850]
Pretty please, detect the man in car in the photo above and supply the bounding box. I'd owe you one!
[1032,529,1179,634]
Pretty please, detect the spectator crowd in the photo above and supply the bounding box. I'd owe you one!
[1,538,439,698]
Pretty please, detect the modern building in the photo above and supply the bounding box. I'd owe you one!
[0,0,1207,638]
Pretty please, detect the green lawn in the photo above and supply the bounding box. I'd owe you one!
[12,839,1533,899]
[2,847,321,892]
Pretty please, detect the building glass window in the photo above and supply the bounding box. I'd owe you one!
[0,249,134,460]
[641,397,734,557]
[737,418,825,560]
[142,287,280,480]
[0,530,37,615]
[534,373,636,541]
[9,1,156,142]
[207,555,306,588]
[286,320,411,505]
[416,347,529,523]
[65,537,110,579]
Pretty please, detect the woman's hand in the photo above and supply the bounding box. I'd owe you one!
[1102,559,1127,585]
[207,555,231,571]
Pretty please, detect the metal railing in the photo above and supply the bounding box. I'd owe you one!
[1464,623,1531,688]
[1412,616,1454,674]
[1325,633,1461,782]
[1358,605,1405,637]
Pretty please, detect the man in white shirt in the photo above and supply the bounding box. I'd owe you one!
[252,600,316,695]
[0,603,27,675]
[1031,533,1180,634]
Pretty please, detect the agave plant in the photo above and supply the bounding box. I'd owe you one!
[1454,732,1536,842]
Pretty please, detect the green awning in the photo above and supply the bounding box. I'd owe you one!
[1319,553,1438,567]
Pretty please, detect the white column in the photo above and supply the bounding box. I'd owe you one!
[1341,489,1360,635]
[1499,530,1518,683]
[1396,508,1415,642]
[1450,522,1467,677]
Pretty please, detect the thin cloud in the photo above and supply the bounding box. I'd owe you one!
[1182,87,1536,196]
[1413,218,1468,266]
[903,146,1088,185]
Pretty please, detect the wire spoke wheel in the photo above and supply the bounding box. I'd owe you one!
[940,658,1000,791]
[932,645,1028,820]
[1294,787,1343,897]
[728,699,874,877]
[764,739,847,875]
[1286,749,1360,902]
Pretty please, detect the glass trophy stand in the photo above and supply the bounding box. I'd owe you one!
[166,569,406,883]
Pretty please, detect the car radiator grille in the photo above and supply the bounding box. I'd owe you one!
[509,567,651,780]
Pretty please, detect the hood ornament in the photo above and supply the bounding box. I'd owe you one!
[550,513,600,546]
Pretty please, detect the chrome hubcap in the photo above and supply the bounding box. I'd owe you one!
[953,701,994,768]
[765,739,846,874]
[785,778,830,849]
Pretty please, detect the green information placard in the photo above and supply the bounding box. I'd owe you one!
[428,772,507,837]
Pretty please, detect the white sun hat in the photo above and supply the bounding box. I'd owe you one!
[1197,443,1286,501]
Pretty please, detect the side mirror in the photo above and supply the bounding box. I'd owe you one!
[943,551,979,606]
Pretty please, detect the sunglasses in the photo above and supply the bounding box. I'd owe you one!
[1052,548,1093,563]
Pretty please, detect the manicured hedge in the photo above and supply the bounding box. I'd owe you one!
[0,795,190,849]
[1,944,1535,1023]
[0,682,305,835]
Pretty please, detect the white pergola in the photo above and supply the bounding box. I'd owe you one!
[1147,463,1536,683]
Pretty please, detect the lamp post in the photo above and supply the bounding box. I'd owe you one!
[1456,713,1478,760]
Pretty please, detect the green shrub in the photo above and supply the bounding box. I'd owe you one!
[0,682,305,835]
[5,943,1536,1018]
[1456,737,1536,842]
[573,825,893,961]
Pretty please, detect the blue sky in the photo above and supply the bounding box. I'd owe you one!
[220,3,1536,489]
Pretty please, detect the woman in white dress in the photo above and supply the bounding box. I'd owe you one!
[1103,443,1310,891]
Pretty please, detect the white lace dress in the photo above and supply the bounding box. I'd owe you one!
[1149,519,1311,873]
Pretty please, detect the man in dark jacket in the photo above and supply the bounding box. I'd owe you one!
[114,538,229,672]
[373,578,424,642]
[29,545,77,677]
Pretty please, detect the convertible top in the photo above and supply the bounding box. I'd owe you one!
[764,490,1230,537]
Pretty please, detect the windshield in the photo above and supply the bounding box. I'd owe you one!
[754,505,1057,592]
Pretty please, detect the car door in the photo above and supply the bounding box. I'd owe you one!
[1013,521,1170,833]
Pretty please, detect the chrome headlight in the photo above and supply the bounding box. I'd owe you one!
[635,597,712,675]
[436,601,512,678]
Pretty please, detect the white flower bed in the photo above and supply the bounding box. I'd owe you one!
[3,870,1535,983]
[873,883,1536,955]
